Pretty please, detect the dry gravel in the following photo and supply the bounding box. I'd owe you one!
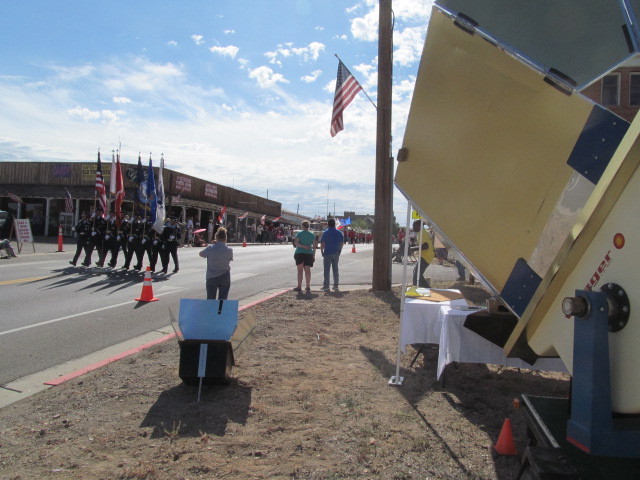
[0,282,569,479]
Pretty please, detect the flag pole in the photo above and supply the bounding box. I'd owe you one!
[92,149,100,232]
[131,152,139,221]
[116,147,122,236]
[334,53,377,110]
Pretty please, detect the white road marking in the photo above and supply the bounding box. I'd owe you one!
[0,289,185,337]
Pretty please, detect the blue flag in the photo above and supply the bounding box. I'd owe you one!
[147,156,157,223]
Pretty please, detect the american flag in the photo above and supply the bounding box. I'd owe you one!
[330,60,363,137]
[218,205,227,223]
[95,151,107,217]
[7,191,24,203]
[64,188,74,213]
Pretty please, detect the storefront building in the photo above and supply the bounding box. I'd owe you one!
[0,161,300,240]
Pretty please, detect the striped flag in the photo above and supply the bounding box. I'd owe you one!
[95,151,107,217]
[260,214,266,225]
[7,191,24,203]
[64,188,74,213]
[218,205,227,223]
[330,60,363,137]
[238,212,249,220]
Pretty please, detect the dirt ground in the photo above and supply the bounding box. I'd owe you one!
[0,281,570,480]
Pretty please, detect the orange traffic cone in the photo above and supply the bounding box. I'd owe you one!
[135,266,159,302]
[57,224,64,252]
[494,418,517,455]
[243,236,247,247]
[351,242,357,253]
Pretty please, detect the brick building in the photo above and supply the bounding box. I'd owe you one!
[581,55,640,122]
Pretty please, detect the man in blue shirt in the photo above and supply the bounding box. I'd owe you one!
[320,218,344,291]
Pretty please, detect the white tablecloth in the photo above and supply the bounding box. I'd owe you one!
[400,293,469,350]
[436,306,567,379]
[400,295,567,379]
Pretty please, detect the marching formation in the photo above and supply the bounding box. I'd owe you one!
[70,208,180,274]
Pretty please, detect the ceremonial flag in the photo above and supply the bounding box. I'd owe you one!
[7,191,24,203]
[109,150,117,194]
[272,216,281,222]
[330,60,363,137]
[238,212,249,220]
[64,188,74,213]
[218,205,227,223]
[337,217,350,230]
[134,154,147,216]
[153,156,166,234]
[147,155,157,223]
[114,151,124,228]
[260,214,266,225]
[95,151,107,217]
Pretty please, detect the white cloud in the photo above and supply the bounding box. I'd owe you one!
[248,66,289,88]
[210,45,240,58]
[0,0,434,218]
[266,42,325,65]
[350,6,378,41]
[301,70,322,83]
[167,40,178,47]
[394,26,427,66]
[314,26,324,31]
[67,106,121,123]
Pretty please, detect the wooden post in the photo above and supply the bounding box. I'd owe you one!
[372,0,393,292]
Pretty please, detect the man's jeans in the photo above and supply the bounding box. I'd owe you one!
[323,253,340,288]
[206,271,231,300]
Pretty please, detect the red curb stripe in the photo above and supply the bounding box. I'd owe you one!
[44,289,289,386]
[239,289,289,311]
[44,333,176,386]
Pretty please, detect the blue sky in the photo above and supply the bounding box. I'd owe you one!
[0,0,434,219]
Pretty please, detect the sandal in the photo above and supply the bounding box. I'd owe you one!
[305,287,311,292]
[293,287,302,292]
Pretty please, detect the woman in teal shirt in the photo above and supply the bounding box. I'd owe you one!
[293,220,317,292]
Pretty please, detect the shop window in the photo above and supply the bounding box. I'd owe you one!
[630,73,640,106]
[602,74,620,106]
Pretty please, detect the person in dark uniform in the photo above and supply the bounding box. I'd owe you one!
[69,212,91,266]
[106,213,123,268]
[95,210,111,267]
[119,215,130,261]
[133,217,153,271]
[122,214,143,270]
[160,217,180,274]
[147,219,163,272]
[85,208,105,266]
[136,218,153,271]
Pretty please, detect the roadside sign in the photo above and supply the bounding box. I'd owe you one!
[11,219,35,254]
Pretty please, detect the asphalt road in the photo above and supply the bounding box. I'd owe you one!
[0,241,417,388]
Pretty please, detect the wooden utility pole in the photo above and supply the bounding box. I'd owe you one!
[372,0,393,291]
